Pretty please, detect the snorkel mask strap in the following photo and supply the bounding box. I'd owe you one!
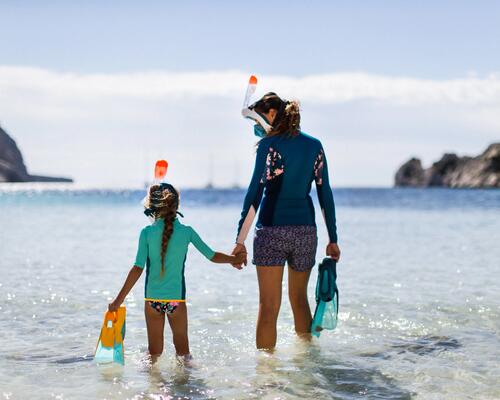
[144,206,156,217]
[272,100,288,129]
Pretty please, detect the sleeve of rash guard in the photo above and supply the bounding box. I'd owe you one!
[134,228,149,268]
[235,141,268,244]
[190,227,216,260]
[314,147,338,243]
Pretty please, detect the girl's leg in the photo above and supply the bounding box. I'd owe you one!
[167,302,190,356]
[144,302,166,363]
[288,266,313,338]
[256,266,285,350]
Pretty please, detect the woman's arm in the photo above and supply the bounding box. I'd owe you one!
[232,141,269,265]
[235,140,269,245]
[108,266,143,311]
[314,147,341,261]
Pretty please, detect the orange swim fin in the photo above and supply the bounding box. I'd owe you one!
[94,306,126,365]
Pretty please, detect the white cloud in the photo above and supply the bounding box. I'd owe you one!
[0,66,498,187]
[1,66,499,106]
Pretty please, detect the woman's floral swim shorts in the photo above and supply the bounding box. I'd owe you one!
[253,225,318,272]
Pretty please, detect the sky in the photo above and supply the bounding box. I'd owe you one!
[0,1,499,188]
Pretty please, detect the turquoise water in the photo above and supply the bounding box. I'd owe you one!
[0,186,499,399]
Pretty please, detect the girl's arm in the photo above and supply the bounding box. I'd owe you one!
[108,265,143,311]
[189,228,246,269]
[211,252,246,269]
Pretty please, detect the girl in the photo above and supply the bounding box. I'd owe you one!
[108,183,245,362]
[232,92,341,349]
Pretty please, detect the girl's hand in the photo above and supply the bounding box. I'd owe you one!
[326,243,341,262]
[108,299,121,312]
[232,252,247,269]
[231,243,247,267]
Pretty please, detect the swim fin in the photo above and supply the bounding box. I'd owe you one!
[94,306,126,365]
[311,258,339,337]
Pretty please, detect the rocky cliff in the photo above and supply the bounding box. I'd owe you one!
[0,125,73,183]
[395,143,500,188]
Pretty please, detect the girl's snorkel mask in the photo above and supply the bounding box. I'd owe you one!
[143,182,183,219]
[142,160,184,221]
[241,76,273,137]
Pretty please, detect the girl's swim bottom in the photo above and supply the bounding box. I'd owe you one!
[149,301,179,314]
[253,225,317,271]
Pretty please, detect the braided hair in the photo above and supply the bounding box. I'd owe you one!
[144,184,180,277]
[253,92,301,137]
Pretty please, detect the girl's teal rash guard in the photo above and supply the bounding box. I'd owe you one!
[236,132,338,244]
[134,218,215,301]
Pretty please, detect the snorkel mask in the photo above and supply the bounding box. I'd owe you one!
[143,182,183,220]
[142,160,184,221]
[241,75,273,137]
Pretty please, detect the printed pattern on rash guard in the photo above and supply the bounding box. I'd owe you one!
[236,131,338,245]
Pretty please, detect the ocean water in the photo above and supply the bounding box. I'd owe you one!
[0,186,499,400]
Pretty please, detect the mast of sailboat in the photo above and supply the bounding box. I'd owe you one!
[206,152,214,189]
[232,158,240,189]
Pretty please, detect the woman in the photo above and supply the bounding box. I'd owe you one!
[232,92,341,349]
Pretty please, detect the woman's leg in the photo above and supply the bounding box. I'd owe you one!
[167,302,190,356]
[144,302,166,363]
[288,267,313,338]
[256,266,285,350]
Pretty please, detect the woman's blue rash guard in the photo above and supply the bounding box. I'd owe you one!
[236,131,338,245]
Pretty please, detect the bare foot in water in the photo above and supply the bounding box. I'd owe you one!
[176,353,193,367]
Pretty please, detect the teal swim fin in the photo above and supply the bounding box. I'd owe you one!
[311,258,339,337]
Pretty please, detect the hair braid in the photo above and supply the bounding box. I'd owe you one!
[160,204,177,277]
[146,184,180,278]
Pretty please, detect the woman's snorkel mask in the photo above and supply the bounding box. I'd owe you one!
[241,75,273,137]
[241,76,288,138]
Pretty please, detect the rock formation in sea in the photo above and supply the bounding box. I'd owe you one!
[395,143,500,188]
[0,124,73,183]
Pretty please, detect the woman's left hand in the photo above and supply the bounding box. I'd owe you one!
[326,243,341,262]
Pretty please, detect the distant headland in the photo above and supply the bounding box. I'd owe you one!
[395,143,500,188]
[0,125,73,183]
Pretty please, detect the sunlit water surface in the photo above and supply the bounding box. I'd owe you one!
[0,187,499,399]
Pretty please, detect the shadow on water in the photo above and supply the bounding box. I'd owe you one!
[361,335,461,360]
[6,353,94,364]
[314,362,412,400]
[147,365,214,400]
[53,354,94,364]
[50,351,212,398]
[249,342,413,400]
[309,347,413,400]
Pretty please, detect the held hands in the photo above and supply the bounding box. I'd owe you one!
[326,243,341,262]
[231,243,247,269]
[232,252,246,269]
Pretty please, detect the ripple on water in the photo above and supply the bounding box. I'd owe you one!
[360,335,462,360]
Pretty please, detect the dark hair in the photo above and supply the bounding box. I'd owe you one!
[146,184,179,277]
[253,92,301,137]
